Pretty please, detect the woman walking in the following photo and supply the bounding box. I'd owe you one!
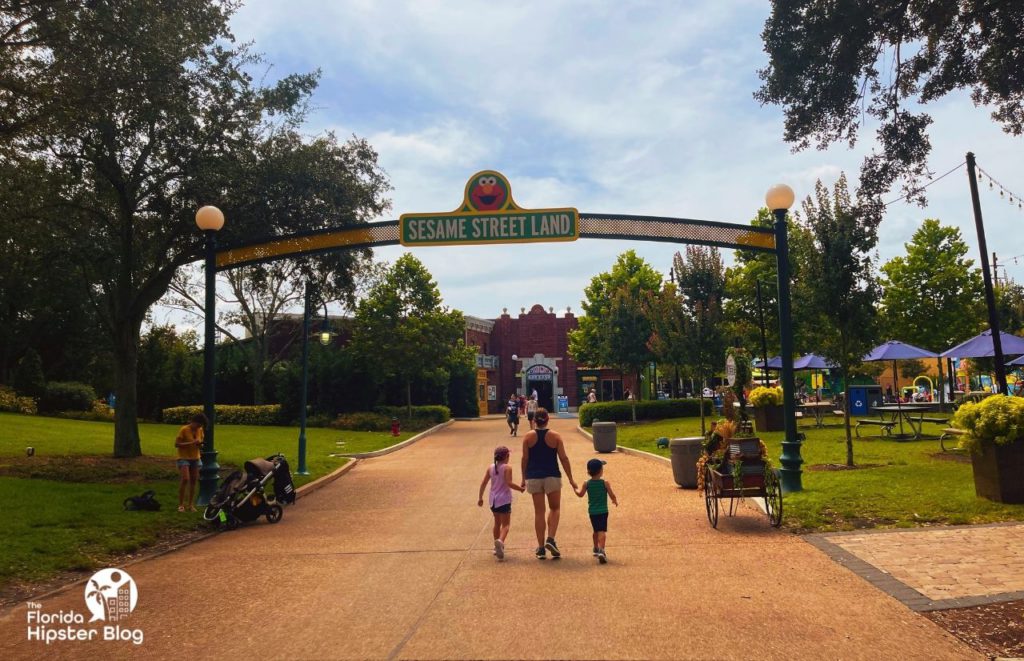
[520,408,576,559]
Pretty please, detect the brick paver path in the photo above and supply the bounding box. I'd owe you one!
[0,418,977,659]
[810,523,1024,611]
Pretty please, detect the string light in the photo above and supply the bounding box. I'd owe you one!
[977,164,1024,215]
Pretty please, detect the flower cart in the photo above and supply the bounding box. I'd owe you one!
[698,421,782,528]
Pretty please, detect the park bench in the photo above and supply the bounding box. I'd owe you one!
[854,419,896,437]
[939,427,967,453]
[919,416,949,426]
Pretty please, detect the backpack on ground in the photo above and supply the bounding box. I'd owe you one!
[123,490,161,511]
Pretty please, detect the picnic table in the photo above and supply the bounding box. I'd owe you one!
[799,401,834,428]
[860,403,943,440]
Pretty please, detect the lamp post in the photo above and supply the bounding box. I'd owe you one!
[766,184,802,493]
[195,205,225,505]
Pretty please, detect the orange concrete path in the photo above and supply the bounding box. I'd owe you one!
[0,418,977,659]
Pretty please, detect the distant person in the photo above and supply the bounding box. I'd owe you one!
[518,394,527,415]
[527,395,539,430]
[477,445,525,561]
[574,458,618,564]
[531,387,539,401]
[521,408,576,559]
[506,395,520,436]
[623,388,633,401]
[174,413,206,512]
[587,388,598,404]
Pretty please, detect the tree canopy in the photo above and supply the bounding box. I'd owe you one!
[757,1,1024,201]
[879,219,984,351]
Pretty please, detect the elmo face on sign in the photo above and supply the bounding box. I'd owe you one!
[469,174,508,211]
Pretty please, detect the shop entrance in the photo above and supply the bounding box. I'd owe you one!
[526,364,555,411]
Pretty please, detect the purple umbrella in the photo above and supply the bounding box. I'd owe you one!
[753,356,783,370]
[940,330,1024,359]
[863,341,939,437]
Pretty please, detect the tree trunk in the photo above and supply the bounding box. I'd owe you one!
[406,378,412,419]
[698,369,706,436]
[843,372,854,467]
[113,324,142,457]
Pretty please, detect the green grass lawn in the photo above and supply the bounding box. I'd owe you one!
[609,416,1024,532]
[0,412,416,588]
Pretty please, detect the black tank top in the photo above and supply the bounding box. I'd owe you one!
[525,429,560,479]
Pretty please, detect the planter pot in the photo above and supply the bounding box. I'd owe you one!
[971,441,1024,504]
[752,405,784,433]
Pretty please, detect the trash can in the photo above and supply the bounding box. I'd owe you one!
[592,421,617,453]
[848,385,883,415]
[670,437,704,488]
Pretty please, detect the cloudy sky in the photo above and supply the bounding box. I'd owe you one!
[158,1,1024,326]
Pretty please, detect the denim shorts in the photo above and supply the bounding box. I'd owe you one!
[177,459,200,469]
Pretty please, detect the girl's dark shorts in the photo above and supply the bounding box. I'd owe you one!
[590,513,608,532]
[527,412,535,420]
[490,503,511,514]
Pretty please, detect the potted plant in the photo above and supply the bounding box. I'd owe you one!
[952,395,1024,503]
[748,386,784,433]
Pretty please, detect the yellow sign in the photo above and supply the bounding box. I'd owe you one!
[399,170,579,247]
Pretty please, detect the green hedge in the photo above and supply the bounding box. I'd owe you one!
[39,381,96,413]
[374,405,450,424]
[0,386,37,415]
[579,398,713,426]
[161,404,282,425]
[332,412,391,432]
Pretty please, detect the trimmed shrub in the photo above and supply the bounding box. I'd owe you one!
[55,400,114,422]
[579,398,713,427]
[375,405,451,424]
[39,381,96,413]
[13,349,45,398]
[331,412,392,432]
[161,404,283,426]
[0,386,37,415]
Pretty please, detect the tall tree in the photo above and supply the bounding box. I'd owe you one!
[757,2,1024,202]
[880,219,985,349]
[569,250,662,372]
[673,246,728,434]
[646,282,688,398]
[349,254,465,417]
[2,3,388,456]
[605,284,654,421]
[997,283,1024,336]
[803,174,881,466]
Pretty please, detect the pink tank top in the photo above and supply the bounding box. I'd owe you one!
[489,463,512,508]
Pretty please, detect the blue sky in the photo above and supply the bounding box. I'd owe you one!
[158,1,1024,327]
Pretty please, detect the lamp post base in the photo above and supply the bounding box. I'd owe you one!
[779,439,804,493]
[196,448,220,506]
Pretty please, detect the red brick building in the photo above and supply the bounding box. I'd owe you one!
[467,304,633,416]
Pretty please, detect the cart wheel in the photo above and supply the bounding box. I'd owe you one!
[764,468,783,528]
[266,504,283,524]
[703,466,719,529]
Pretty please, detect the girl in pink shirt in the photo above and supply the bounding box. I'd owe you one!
[477,445,524,560]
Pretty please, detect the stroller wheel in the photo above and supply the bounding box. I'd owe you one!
[225,514,240,531]
[202,505,220,521]
[266,504,283,524]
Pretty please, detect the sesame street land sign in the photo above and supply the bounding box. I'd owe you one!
[399,170,579,246]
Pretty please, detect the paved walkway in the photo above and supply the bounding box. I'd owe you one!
[808,523,1024,611]
[0,419,977,659]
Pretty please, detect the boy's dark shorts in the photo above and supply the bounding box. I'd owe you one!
[490,503,511,514]
[590,512,608,532]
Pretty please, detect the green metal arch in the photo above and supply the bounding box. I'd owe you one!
[214,213,775,271]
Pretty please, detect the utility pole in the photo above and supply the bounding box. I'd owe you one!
[993,253,999,288]
[966,152,1007,394]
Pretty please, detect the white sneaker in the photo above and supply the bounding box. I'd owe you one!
[494,539,505,560]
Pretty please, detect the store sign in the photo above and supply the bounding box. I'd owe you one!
[527,365,554,381]
[400,171,579,247]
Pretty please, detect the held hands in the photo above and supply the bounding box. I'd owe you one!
[477,498,483,507]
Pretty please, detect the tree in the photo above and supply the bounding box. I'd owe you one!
[757,2,1024,202]
[12,348,44,398]
[605,285,654,421]
[569,250,662,375]
[880,219,985,349]
[803,175,881,466]
[136,326,202,420]
[2,3,388,456]
[349,254,465,417]
[723,208,823,356]
[646,282,687,398]
[674,246,728,434]
[996,283,1024,336]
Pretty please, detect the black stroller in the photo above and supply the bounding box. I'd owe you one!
[203,453,296,529]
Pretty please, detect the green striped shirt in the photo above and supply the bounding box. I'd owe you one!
[586,479,609,515]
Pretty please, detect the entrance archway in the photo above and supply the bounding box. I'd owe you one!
[525,364,555,411]
[201,170,804,493]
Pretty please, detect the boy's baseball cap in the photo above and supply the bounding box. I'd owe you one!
[587,458,606,473]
